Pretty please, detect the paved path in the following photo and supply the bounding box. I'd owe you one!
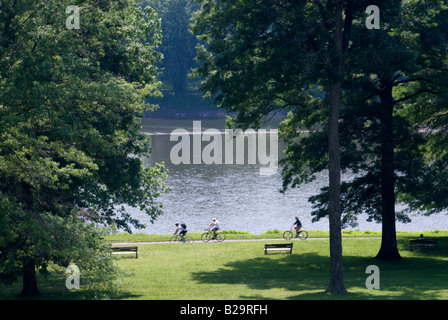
[111,237,381,245]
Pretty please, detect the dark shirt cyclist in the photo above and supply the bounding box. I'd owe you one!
[291,216,303,238]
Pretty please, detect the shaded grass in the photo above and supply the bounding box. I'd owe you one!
[0,266,99,300]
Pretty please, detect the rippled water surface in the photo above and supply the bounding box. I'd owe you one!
[127,118,447,235]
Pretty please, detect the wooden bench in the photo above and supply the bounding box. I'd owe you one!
[110,246,138,258]
[409,239,438,251]
[264,243,293,255]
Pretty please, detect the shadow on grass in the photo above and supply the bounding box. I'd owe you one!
[191,238,448,300]
[0,280,144,300]
[0,268,144,300]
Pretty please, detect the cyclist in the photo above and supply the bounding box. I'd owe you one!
[173,223,187,241]
[208,218,220,239]
[291,216,303,238]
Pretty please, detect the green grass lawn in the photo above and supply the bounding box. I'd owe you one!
[2,231,446,300]
[111,235,448,300]
[104,229,384,243]
[103,229,447,243]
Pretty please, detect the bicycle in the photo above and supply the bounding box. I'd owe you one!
[201,227,225,242]
[283,228,308,240]
[169,234,193,243]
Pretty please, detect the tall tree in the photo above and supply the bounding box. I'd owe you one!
[192,0,370,293]
[356,0,448,260]
[324,0,354,292]
[283,0,448,260]
[0,0,168,297]
[296,0,448,260]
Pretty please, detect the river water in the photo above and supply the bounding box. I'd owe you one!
[127,117,447,235]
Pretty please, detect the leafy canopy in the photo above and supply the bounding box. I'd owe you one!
[0,0,168,296]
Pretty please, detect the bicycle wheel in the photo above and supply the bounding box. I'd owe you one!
[184,236,193,243]
[169,236,179,243]
[216,232,225,242]
[201,232,210,243]
[298,230,308,240]
[283,230,293,240]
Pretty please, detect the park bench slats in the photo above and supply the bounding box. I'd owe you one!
[264,243,293,255]
[409,239,438,251]
[110,246,138,258]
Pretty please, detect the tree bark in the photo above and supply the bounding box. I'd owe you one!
[326,79,347,293]
[325,0,348,294]
[375,84,401,260]
[19,181,42,298]
[19,259,41,298]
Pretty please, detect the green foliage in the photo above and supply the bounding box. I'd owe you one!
[0,0,168,297]
[394,0,448,214]
[221,229,251,235]
[262,229,283,235]
[192,0,329,129]
[191,0,447,263]
[305,0,448,228]
[143,0,199,94]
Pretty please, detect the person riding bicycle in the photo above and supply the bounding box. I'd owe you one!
[291,216,303,238]
[173,223,187,241]
[208,218,220,239]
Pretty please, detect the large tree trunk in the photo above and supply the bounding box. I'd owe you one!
[326,79,347,293]
[18,181,42,298]
[19,259,41,298]
[376,84,401,260]
[325,0,347,294]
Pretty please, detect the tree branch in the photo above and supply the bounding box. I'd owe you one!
[342,0,356,60]
[418,63,448,72]
[393,77,435,86]
[394,89,439,104]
